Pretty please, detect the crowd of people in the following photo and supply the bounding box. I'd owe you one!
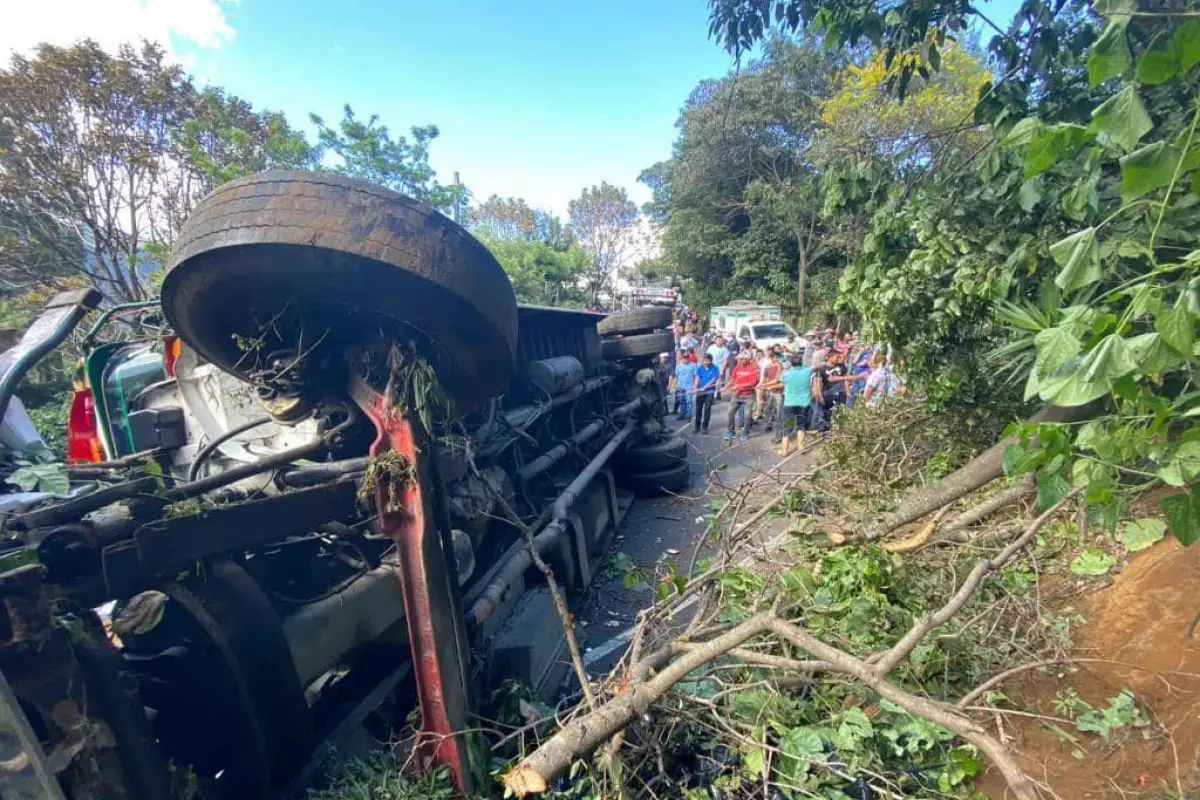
[661,317,905,454]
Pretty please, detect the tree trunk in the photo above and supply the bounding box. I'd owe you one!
[865,402,1102,539]
[796,237,808,311]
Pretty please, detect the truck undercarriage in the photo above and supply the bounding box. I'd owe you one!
[0,172,686,799]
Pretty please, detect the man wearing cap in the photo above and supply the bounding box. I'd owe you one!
[723,351,760,441]
[802,330,820,366]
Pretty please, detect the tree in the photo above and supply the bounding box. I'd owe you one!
[817,44,989,170]
[645,37,845,314]
[164,87,317,233]
[567,182,638,305]
[469,196,574,250]
[0,40,193,300]
[0,40,319,300]
[630,257,674,283]
[705,0,1200,549]
[311,105,465,214]
[482,238,589,307]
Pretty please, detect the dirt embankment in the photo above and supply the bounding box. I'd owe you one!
[980,536,1200,798]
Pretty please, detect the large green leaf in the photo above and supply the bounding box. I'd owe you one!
[1128,332,1187,375]
[1040,335,1136,406]
[1004,117,1041,148]
[1034,326,1082,378]
[1162,485,1200,546]
[1070,547,1115,576]
[1018,179,1043,211]
[779,726,826,777]
[1081,334,1136,386]
[1024,124,1091,178]
[1137,40,1180,85]
[1050,227,1101,292]
[1088,18,1130,85]
[1037,469,1072,510]
[1156,302,1194,355]
[1090,86,1153,153]
[1177,20,1200,72]
[1158,440,1200,487]
[1121,142,1183,200]
[1121,518,1167,552]
[833,708,873,751]
[1062,173,1099,221]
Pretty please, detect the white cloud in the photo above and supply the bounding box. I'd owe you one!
[0,0,237,63]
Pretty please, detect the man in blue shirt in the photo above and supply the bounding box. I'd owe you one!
[705,335,730,401]
[777,354,816,455]
[693,353,720,434]
[671,349,698,421]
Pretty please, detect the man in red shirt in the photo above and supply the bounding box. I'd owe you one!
[723,351,760,441]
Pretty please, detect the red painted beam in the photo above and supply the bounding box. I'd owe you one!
[352,382,474,794]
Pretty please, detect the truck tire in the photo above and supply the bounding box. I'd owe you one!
[601,331,675,362]
[162,171,518,411]
[616,436,688,472]
[620,462,690,497]
[596,306,671,337]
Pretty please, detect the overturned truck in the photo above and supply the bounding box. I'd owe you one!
[0,172,689,799]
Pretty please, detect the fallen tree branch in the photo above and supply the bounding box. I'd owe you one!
[956,656,1200,710]
[674,641,830,673]
[872,489,1080,678]
[502,613,779,795]
[930,475,1036,545]
[501,488,1081,799]
[686,446,819,577]
[865,402,1100,540]
[880,505,953,553]
[764,618,1039,800]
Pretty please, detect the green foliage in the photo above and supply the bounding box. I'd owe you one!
[705,1,1200,546]
[1075,689,1140,741]
[307,753,454,800]
[1069,547,1115,577]
[481,237,589,307]
[177,87,317,187]
[1120,517,1167,552]
[469,196,573,249]
[5,460,68,495]
[644,38,848,317]
[311,105,465,214]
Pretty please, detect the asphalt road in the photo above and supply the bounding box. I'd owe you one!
[578,395,794,667]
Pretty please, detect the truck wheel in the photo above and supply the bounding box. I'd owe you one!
[162,171,518,411]
[596,306,672,337]
[620,462,690,497]
[600,331,675,362]
[617,436,688,472]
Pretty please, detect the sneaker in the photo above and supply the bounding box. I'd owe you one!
[722,432,736,441]
[739,434,750,441]
[702,428,709,434]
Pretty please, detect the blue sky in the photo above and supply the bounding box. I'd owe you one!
[6,0,1024,218]
[182,0,736,216]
